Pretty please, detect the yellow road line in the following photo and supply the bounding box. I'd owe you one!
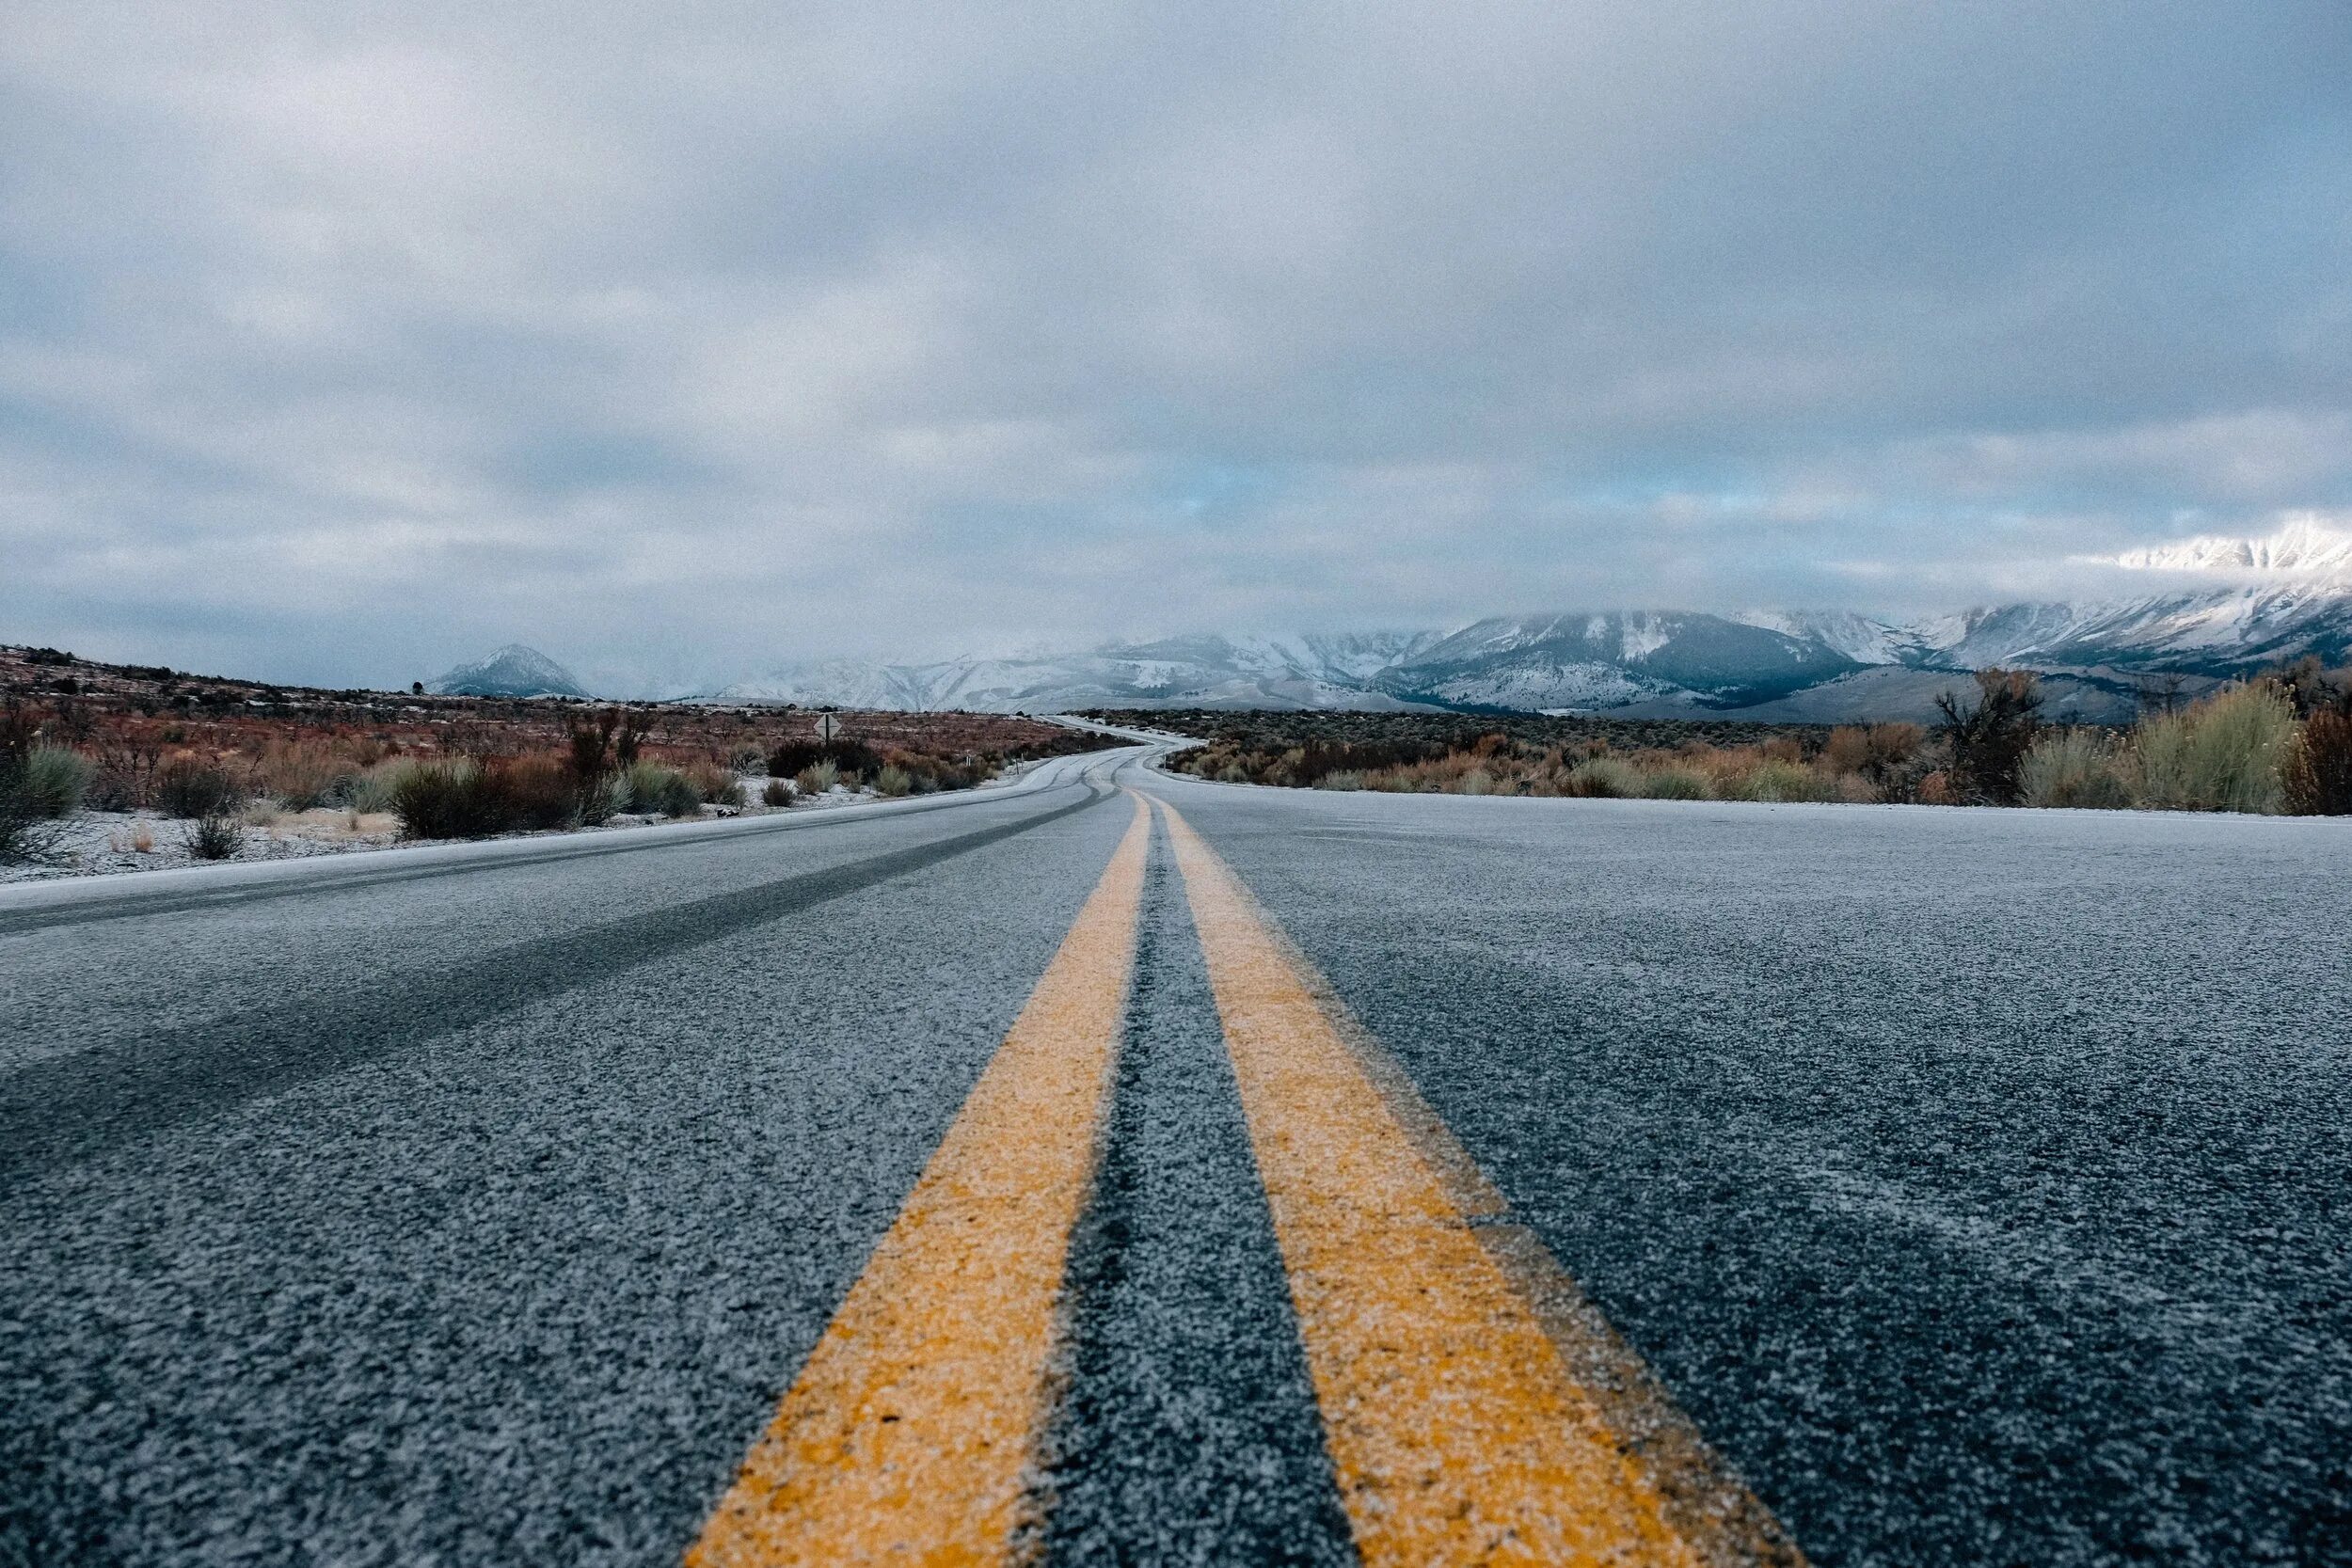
[1152,793,1798,1568]
[687,793,1151,1568]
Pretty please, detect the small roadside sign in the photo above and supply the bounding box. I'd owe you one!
[816,713,839,744]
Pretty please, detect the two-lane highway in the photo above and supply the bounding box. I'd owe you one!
[5,749,2348,1565]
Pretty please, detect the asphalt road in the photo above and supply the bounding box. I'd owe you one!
[4,747,2347,1565]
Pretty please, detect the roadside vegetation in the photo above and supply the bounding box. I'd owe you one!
[0,644,1111,872]
[1108,657,2352,816]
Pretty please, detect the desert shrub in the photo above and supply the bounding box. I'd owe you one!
[567,712,619,784]
[728,745,768,774]
[1914,769,1960,805]
[1821,726,1870,774]
[391,760,490,839]
[0,710,52,862]
[2021,730,2135,809]
[0,770,58,861]
[795,760,840,794]
[1830,772,1883,803]
[1936,670,2043,805]
[87,746,162,811]
[20,747,93,817]
[762,777,794,806]
[874,763,914,798]
[2269,655,2349,720]
[0,797,55,862]
[257,740,348,810]
[577,773,627,826]
[158,757,243,818]
[769,740,824,779]
[183,813,242,860]
[1735,759,1827,802]
[488,755,579,830]
[683,759,745,807]
[2285,709,2352,815]
[1565,757,1642,798]
[343,758,413,814]
[1317,770,1365,791]
[1823,722,1924,780]
[1640,766,1712,800]
[829,737,883,776]
[2130,682,2296,814]
[621,760,702,817]
[389,755,574,838]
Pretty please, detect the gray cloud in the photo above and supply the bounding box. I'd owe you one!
[3,0,2347,685]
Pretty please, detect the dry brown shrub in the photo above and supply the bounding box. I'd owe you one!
[1822,727,1873,774]
[1915,769,1960,805]
[2284,710,2352,815]
[257,737,353,808]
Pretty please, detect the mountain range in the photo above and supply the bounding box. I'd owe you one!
[436,518,2352,722]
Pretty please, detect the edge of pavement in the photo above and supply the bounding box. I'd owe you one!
[0,741,1166,920]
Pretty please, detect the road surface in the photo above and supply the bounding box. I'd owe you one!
[4,746,2346,1566]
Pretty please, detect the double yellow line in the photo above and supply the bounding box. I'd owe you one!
[689,790,1802,1567]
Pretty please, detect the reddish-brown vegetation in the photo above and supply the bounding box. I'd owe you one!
[3,644,1113,849]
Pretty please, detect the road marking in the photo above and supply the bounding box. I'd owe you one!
[687,793,1151,1568]
[1152,794,1803,1568]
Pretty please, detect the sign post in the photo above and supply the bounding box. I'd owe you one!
[816,713,839,745]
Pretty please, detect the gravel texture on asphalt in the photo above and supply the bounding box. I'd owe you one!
[1152,771,2352,1568]
[8,747,2348,1567]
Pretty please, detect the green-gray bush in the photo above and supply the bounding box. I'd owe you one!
[183,813,242,861]
[1640,766,1712,800]
[1566,757,1642,798]
[20,747,92,818]
[620,760,702,818]
[1735,759,1826,802]
[2021,730,2135,809]
[2131,683,2296,814]
[343,758,413,814]
[874,764,914,798]
[795,760,840,795]
[157,758,241,818]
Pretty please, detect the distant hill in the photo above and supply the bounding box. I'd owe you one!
[427,644,587,699]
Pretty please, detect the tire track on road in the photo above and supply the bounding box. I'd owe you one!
[0,784,1112,1182]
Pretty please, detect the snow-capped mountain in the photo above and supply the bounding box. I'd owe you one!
[2095,513,2352,580]
[1361,612,1865,711]
[710,633,1446,713]
[451,519,2352,722]
[427,643,587,698]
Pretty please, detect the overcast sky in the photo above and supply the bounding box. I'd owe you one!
[5,2,2348,686]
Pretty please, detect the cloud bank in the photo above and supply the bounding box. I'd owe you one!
[4,1,2347,686]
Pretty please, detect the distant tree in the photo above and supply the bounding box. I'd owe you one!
[411,680,424,695]
[567,710,619,784]
[1936,669,2044,805]
[2269,655,2350,720]
[2133,671,2186,719]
